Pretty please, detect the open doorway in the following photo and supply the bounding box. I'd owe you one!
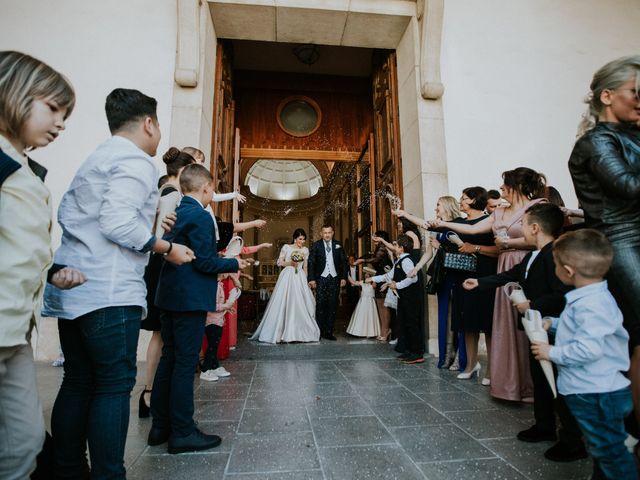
[210,39,403,325]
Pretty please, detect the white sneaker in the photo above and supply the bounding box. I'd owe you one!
[199,370,219,382]
[211,367,231,377]
[52,355,64,367]
[388,338,398,345]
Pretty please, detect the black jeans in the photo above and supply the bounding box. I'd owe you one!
[202,324,223,371]
[52,306,142,480]
[151,310,206,438]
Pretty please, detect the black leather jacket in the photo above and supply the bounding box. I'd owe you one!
[569,122,640,244]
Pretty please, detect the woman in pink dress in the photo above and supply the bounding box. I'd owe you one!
[396,167,547,401]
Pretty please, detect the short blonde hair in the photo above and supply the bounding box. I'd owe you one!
[0,51,75,138]
[553,229,613,279]
[437,196,461,221]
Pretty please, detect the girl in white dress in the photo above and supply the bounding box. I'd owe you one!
[250,228,320,343]
[346,270,381,338]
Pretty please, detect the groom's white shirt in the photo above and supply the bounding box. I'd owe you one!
[321,240,338,278]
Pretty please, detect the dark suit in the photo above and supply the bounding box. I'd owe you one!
[308,239,348,336]
[151,196,238,438]
[477,242,582,447]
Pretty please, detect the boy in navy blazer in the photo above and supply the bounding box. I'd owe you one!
[149,164,245,454]
[464,203,586,462]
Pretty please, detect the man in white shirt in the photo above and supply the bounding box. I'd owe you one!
[307,225,348,340]
[43,88,193,479]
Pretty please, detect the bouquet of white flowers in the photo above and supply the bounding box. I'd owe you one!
[290,251,305,274]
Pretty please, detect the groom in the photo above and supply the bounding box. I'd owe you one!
[308,224,348,340]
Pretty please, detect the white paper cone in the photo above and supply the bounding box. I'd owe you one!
[522,310,557,399]
[224,236,244,258]
[228,287,242,303]
[446,232,464,246]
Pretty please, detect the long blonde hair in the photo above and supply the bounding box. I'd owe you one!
[0,51,75,139]
[437,196,461,221]
[577,55,640,136]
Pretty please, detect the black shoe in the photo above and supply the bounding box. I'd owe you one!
[324,334,337,341]
[516,425,557,443]
[147,426,170,446]
[168,428,222,454]
[402,354,425,364]
[397,353,409,360]
[543,441,588,462]
[138,389,151,419]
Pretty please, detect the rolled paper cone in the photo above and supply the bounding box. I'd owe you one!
[224,236,244,258]
[253,260,260,266]
[509,289,528,305]
[363,266,376,275]
[228,287,242,303]
[446,232,464,246]
[522,310,558,399]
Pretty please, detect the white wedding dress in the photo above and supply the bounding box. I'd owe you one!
[250,244,320,343]
[346,282,380,338]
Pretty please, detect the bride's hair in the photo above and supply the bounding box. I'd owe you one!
[292,228,307,241]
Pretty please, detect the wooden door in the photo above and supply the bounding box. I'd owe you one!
[211,41,235,220]
[371,50,403,238]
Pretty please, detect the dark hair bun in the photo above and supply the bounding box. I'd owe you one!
[163,147,181,165]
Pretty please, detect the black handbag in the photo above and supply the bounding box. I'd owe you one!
[425,248,445,294]
[443,252,477,272]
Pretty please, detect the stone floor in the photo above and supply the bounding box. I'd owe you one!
[36,335,593,480]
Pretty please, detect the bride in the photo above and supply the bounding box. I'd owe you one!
[251,228,320,343]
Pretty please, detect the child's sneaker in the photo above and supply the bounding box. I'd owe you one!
[212,367,231,377]
[52,354,64,367]
[199,370,219,382]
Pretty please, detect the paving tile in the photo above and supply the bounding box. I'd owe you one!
[343,373,399,387]
[307,396,373,418]
[418,458,528,480]
[128,452,229,479]
[399,377,462,394]
[223,472,324,480]
[311,415,395,447]
[319,445,424,480]
[370,402,450,427]
[195,400,245,422]
[227,432,320,473]
[238,407,311,434]
[482,438,591,480]
[302,382,357,399]
[355,385,423,405]
[391,425,495,462]
[419,392,495,413]
[195,384,250,401]
[445,409,529,440]
[383,367,435,380]
[245,389,306,409]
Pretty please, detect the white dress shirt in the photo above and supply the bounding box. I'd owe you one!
[43,136,159,320]
[371,254,418,289]
[321,240,338,277]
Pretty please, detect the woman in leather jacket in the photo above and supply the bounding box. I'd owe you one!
[568,55,640,425]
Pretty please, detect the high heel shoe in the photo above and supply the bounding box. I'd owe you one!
[138,388,151,418]
[376,330,391,342]
[457,362,481,380]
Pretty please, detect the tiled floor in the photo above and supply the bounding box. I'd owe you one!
[37,336,593,480]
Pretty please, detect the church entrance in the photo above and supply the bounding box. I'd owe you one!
[209,39,404,332]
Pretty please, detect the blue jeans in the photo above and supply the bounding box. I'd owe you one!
[151,310,206,438]
[564,388,638,480]
[52,306,142,480]
[436,275,467,370]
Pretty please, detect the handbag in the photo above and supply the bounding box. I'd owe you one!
[443,252,477,272]
[425,248,445,294]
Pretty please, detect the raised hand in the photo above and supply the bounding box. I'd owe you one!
[161,211,177,233]
[254,219,267,229]
[236,192,247,203]
[166,243,195,265]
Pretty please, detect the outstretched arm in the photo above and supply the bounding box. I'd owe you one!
[233,219,266,233]
[437,215,494,235]
[392,209,429,229]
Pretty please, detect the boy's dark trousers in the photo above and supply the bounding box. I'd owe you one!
[529,350,583,447]
[202,324,223,371]
[151,310,206,438]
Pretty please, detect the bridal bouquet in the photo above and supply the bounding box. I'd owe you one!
[290,252,305,274]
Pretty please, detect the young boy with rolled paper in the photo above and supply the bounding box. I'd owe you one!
[532,230,636,480]
[463,203,586,462]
